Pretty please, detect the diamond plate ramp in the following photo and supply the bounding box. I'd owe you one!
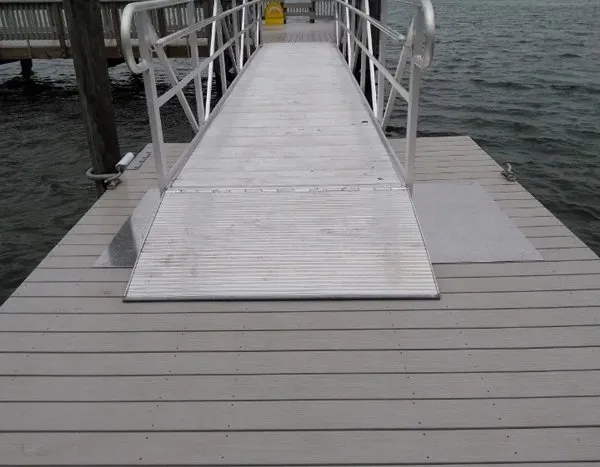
[124,188,439,301]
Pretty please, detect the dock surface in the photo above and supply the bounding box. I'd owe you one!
[1,135,599,464]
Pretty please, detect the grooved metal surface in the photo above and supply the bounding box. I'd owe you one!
[126,42,437,301]
[125,189,439,300]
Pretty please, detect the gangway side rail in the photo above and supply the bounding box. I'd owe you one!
[120,0,263,193]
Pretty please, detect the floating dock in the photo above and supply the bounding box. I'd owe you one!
[1,1,600,464]
[1,135,599,464]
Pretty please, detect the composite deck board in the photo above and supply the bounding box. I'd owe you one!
[1,430,600,464]
[2,371,600,401]
[4,289,600,313]
[4,397,600,431]
[3,348,600,375]
[1,308,600,331]
[1,129,599,467]
[3,327,600,352]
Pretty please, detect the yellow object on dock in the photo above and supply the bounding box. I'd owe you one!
[264,1,285,25]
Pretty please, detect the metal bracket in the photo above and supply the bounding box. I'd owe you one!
[127,145,153,170]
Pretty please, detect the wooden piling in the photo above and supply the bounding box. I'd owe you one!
[63,0,122,197]
[20,59,33,77]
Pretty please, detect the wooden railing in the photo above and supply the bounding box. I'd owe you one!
[0,0,210,60]
[261,0,335,22]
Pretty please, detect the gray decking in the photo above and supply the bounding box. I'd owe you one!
[1,135,599,464]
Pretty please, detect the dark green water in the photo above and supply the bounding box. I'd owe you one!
[1,0,599,304]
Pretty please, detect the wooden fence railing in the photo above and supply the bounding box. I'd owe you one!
[0,0,210,60]
[0,0,335,61]
[262,0,335,22]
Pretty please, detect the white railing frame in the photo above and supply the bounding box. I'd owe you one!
[121,0,261,193]
[334,0,435,191]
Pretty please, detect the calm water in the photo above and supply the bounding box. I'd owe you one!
[1,0,599,304]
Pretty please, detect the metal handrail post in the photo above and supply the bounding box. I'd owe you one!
[135,12,168,193]
[215,3,228,95]
[362,0,377,115]
[254,1,260,47]
[186,0,206,124]
[334,1,339,47]
[231,0,241,72]
[359,17,366,91]
[239,0,247,68]
[344,0,351,64]
[205,0,220,119]
[404,7,425,192]
[375,0,387,121]
[381,18,412,129]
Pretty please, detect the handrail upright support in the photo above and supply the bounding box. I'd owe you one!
[334,2,339,47]
[376,0,388,121]
[404,8,425,192]
[205,0,220,119]
[215,3,228,95]
[381,18,413,129]
[231,0,241,72]
[254,2,260,47]
[362,0,377,115]
[359,20,366,91]
[136,12,167,193]
[244,1,252,59]
[186,1,206,125]
[343,0,352,65]
[239,0,247,68]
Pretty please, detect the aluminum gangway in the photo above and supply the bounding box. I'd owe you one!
[120,0,438,301]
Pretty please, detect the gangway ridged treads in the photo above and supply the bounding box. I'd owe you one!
[125,43,439,301]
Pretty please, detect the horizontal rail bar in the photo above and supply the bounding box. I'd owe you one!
[121,0,260,74]
[156,0,261,48]
[335,0,434,69]
[333,0,405,42]
[121,0,196,74]
[0,0,131,3]
[338,22,410,102]
[156,20,256,107]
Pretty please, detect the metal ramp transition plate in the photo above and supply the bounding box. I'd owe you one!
[124,188,439,301]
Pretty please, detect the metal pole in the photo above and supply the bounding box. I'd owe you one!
[186,1,205,124]
[376,0,387,121]
[381,18,413,129]
[404,8,425,192]
[231,0,241,72]
[239,0,247,68]
[344,0,352,64]
[334,2,339,47]
[136,13,168,193]
[363,0,377,114]
[215,1,228,95]
[255,2,260,47]
[359,19,366,91]
[205,0,219,119]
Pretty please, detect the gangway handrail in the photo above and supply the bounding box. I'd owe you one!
[334,0,435,190]
[120,0,262,192]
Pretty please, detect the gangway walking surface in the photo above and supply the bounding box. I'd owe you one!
[125,41,439,301]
